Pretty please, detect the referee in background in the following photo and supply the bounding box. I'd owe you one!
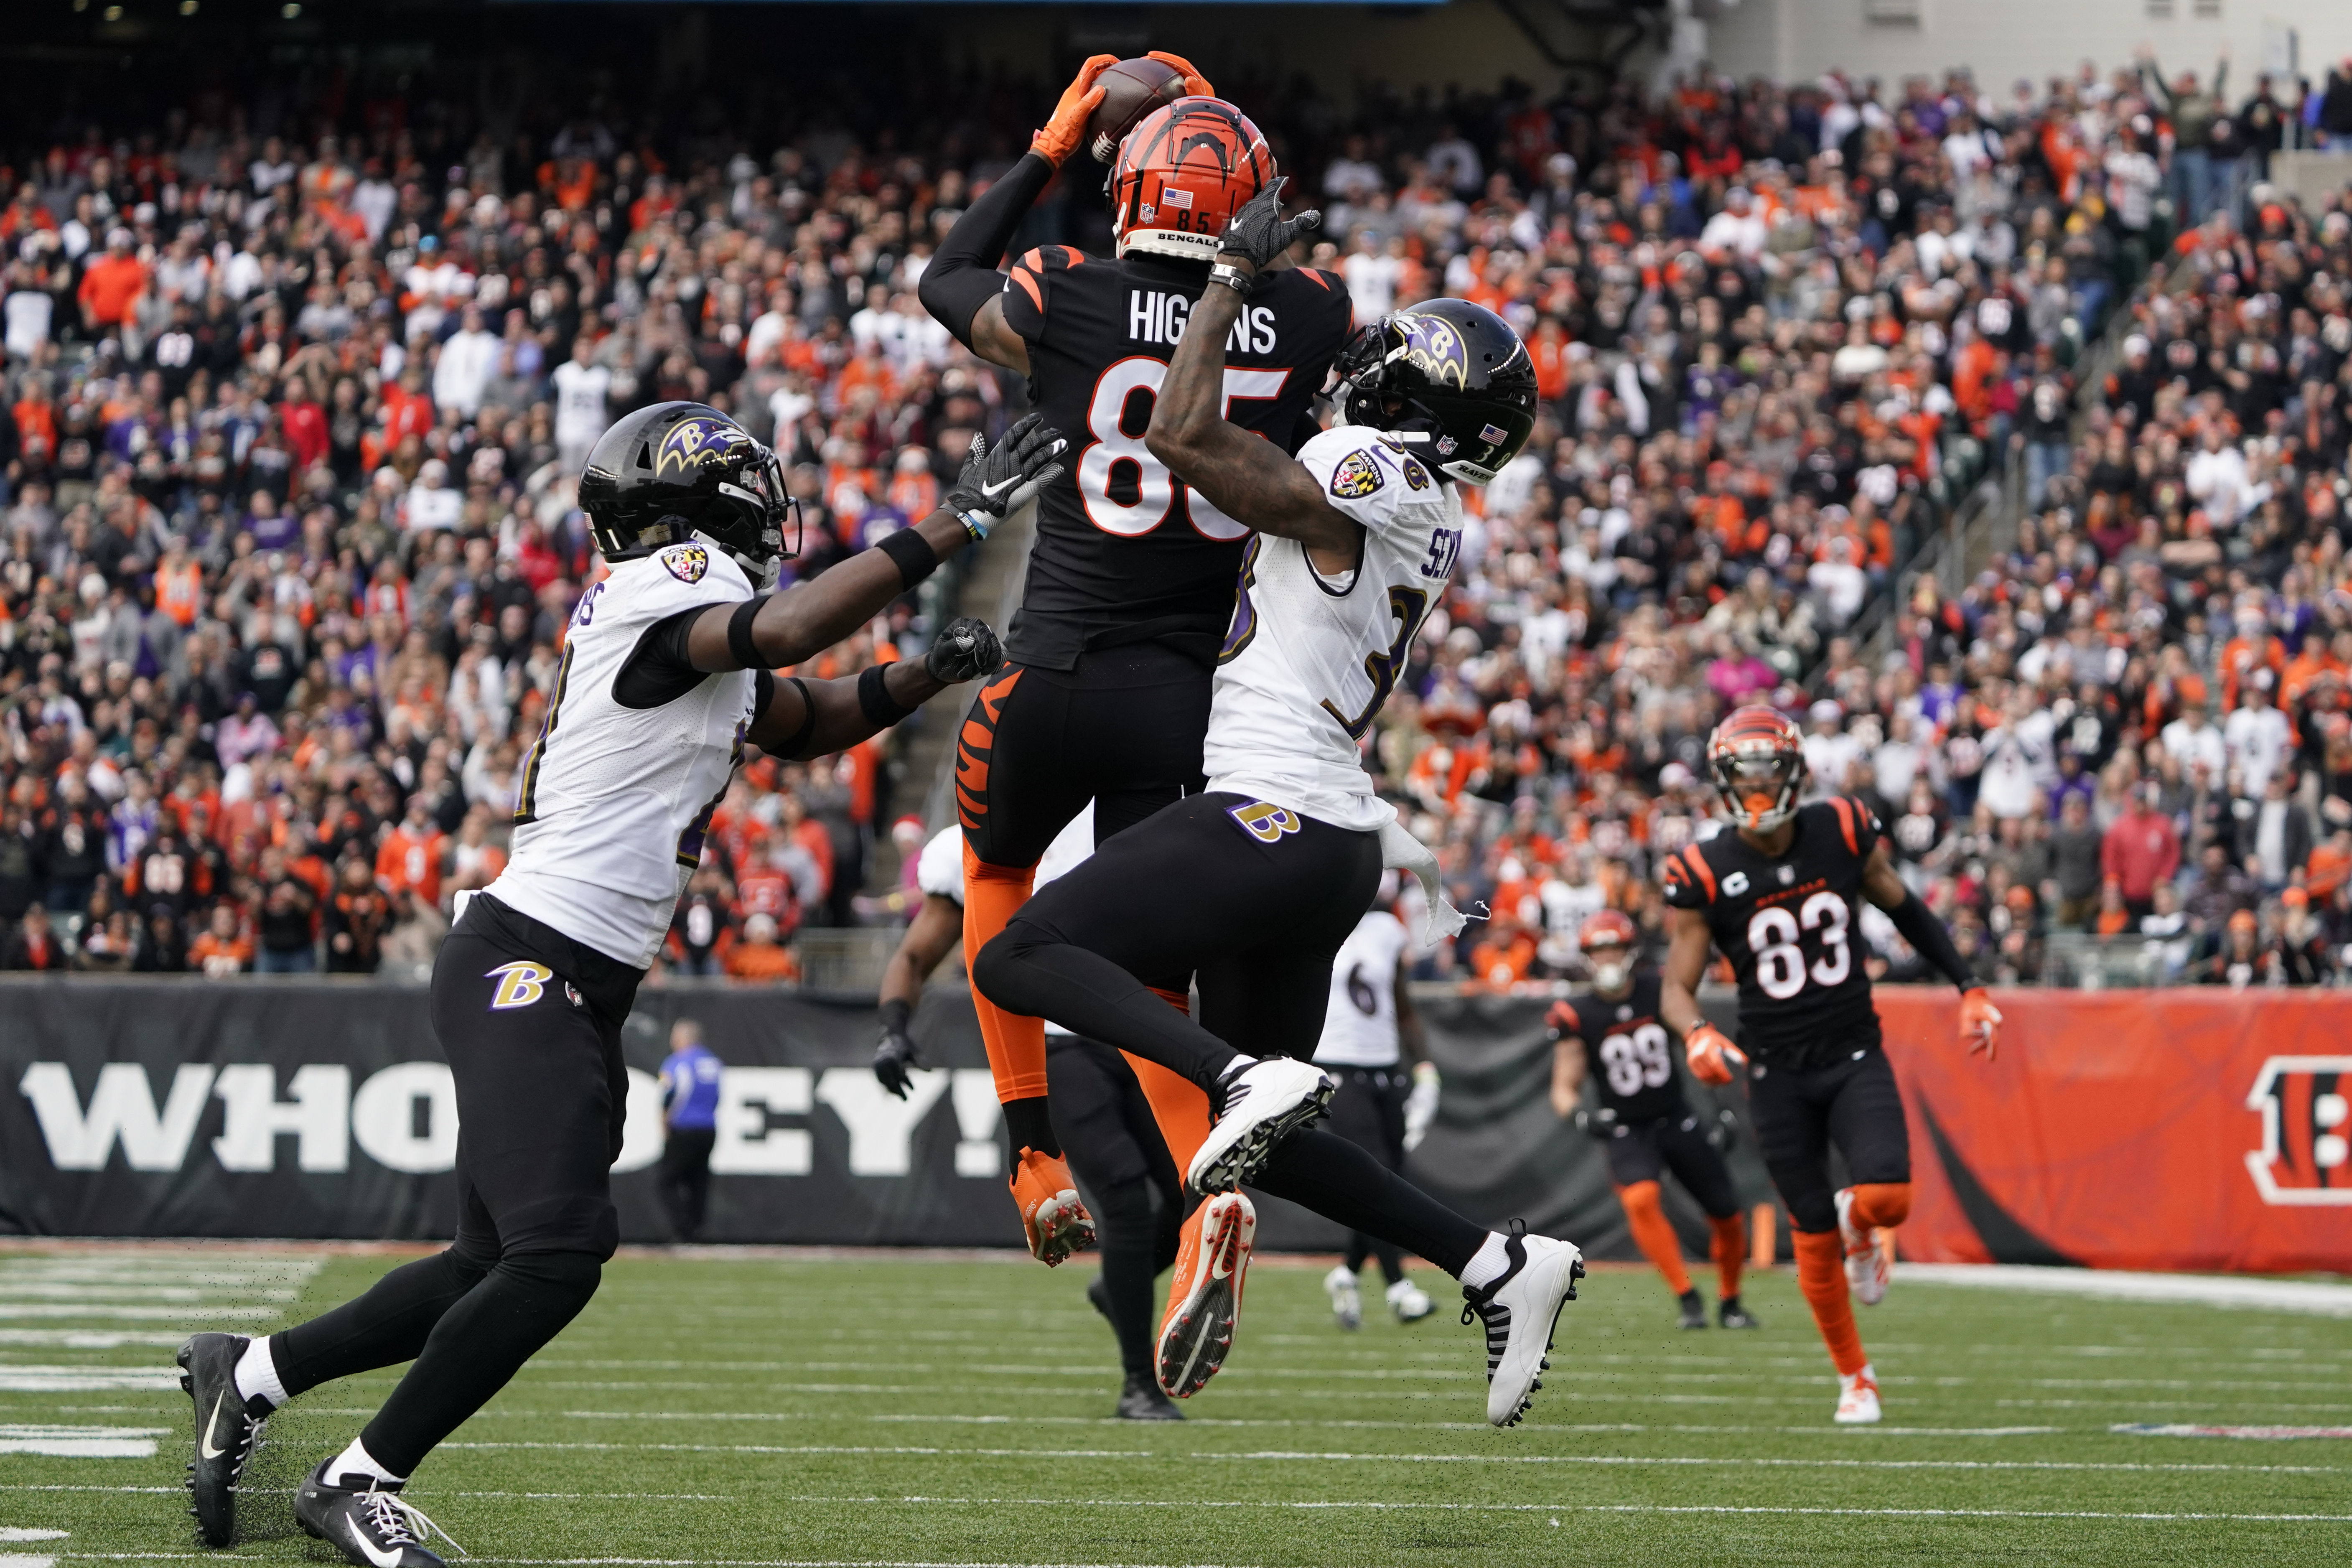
[659,1019,722,1241]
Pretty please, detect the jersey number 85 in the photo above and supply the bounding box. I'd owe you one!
[1079,359,1290,540]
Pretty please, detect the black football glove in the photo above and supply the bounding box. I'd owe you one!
[874,1022,922,1100]
[944,412,1067,540]
[1219,177,1321,273]
[924,616,1003,683]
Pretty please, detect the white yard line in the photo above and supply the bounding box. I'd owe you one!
[767,1494,2352,1525]
[0,1368,183,1392]
[0,1426,163,1459]
[434,1440,2344,1474]
[1897,1265,2352,1317]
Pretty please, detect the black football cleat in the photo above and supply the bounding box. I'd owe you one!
[178,1332,266,1547]
[1115,1371,1185,1421]
[295,1459,459,1568]
[1719,1296,1763,1330]
[1677,1289,1709,1331]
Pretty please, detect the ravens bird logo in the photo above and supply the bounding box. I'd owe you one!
[654,416,753,479]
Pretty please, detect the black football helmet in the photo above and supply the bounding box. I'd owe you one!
[1329,299,1537,484]
[578,402,798,585]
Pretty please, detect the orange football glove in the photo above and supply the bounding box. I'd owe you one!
[1032,55,1117,167]
[1960,987,2002,1061]
[1145,50,1216,98]
[1685,1022,1749,1087]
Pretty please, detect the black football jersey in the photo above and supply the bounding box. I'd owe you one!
[1547,973,1687,1125]
[997,246,1354,670]
[1659,797,1884,1069]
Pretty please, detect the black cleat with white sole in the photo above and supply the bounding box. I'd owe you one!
[295,1459,460,1568]
[1115,1372,1186,1421]
[177,1332,267,1547]
[1461,1224,1584,1427]
[1719,1297,1762,1330]
[1185,1057,1334,1193]
[1677,1288,1708,1331]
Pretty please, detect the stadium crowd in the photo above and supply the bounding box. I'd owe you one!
[0,49,2347,987]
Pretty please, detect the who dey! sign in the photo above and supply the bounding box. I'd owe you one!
[0,980,1018,1245]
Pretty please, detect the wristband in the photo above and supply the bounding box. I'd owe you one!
[858,662,918,728]
[877,526,938,589]
[1207,262,1253,294]
[727,596,765,671]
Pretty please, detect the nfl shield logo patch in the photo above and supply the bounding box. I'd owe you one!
[1329,450,1385,500]
[662,544,710,584]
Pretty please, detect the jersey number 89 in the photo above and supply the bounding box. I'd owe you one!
[1599,1022,1672,1097]
[1078,359,1289,541]
[1747,891,1852,1000]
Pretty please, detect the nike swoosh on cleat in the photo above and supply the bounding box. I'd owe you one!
[199,1390,231,1460]
[345,1517,402,1568]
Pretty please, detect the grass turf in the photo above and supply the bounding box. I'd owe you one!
[4,1246,2350,1566]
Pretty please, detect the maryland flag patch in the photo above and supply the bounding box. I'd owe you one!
[1329,449,1384,500]
[662,544,710,584]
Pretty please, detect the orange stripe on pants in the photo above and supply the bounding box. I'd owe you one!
[962,845,1046,1102]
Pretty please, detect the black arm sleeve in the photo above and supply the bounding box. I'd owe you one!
[1886,890,1975,991]
[613,609,706,710]
[917,151,1056,348]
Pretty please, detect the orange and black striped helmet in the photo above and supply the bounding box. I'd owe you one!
[1108,97,1274,263]
[1576,908,1637,952]
[1706,705,1807,832]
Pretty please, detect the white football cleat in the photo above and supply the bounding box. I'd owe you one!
[1186,1057,1334,1193]
[1834,1365,1882,1425]
[1387,1278,1434,1322]
[1324,1265,1362,1330]
[1461,1229,1584,1427]
[1834,1187,1889,1307]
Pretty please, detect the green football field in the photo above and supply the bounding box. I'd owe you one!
[4,1246,2350,1567]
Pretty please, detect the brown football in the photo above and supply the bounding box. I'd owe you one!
[1085,57,1189,165]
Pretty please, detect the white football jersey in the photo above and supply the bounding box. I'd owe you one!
[1203,425,1463,832]
[487,540,759,968]
[1313,908,1411,1067]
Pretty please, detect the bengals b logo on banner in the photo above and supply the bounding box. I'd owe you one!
[2244,1055,2352,1206]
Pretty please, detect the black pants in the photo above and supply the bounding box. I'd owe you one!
[1600,1112,1741,1220]
[659,1128,717,1241]
[1324,1066,1410,1284]
[956,644,1214,869]
[1049,1034,1183,1379]
[267,895,639,1477]
[1748,1044,1911,1234]
[975,792,1489,1278]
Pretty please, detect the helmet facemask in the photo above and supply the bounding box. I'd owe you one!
[1711,743,1805,832]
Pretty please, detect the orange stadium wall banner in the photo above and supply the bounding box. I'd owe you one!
[1875,989,2352,1275]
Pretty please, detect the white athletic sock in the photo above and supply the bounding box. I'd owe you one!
[330,1437,407,1489]
[1458,1231,1514,1292]
[233,1335,288,1410]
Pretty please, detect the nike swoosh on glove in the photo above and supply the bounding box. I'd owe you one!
[944,412,1067,539]
[1217,177,1321,273]
[1684,1022,1749,1086]
[924,616,1005,684]
[1959,987,2002,1061]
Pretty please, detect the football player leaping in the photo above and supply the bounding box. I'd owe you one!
[916,59,1355,1275]
[1658,705,2001,1424]
[172,401,1063,1565]
[975,184,1586,1428]
[1548,909,1758,1332]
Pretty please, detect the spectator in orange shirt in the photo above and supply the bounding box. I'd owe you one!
[77,229,150,332]
[723,911,801,982]
[1468,912,1540,988]
[376,795,448,909]
[188,902,255,977]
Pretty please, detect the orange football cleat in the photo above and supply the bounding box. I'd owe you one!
[1009,1147,1095,1267]
[1156,1191,1255,1397]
